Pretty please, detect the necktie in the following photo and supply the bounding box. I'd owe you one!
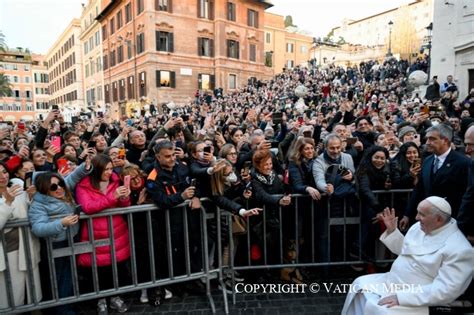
[433,156,440,174]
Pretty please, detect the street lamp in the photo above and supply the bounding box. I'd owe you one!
[386,20,394,57]
[425,22,433,84]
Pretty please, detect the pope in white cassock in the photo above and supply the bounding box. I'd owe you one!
[342,196,474,315]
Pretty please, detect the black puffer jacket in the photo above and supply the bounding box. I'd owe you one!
[251,170,284,207]
[356,165,398,212]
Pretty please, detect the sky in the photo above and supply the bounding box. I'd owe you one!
[0,0,412,55]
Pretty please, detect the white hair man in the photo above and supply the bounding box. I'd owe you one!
[342,196,474,315]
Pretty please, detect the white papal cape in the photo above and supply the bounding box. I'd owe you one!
[341,219,474,315]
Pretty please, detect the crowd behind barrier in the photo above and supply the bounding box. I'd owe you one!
[0,202,223,314]
[1,56,474,314]
[0,190,414,314]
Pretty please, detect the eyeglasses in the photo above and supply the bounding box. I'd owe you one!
[228,152,238,156]
[50,182,65,192]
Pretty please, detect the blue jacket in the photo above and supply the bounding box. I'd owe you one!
[28,163,92,241]
[29,193,79,242]
[288,159,316,194]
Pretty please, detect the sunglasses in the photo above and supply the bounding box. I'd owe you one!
[50,182,65,192]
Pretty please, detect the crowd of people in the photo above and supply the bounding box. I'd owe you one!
[1,56,474,314]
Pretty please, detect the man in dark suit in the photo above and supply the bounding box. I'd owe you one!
[399,124,471,230]
[457,125,474,239]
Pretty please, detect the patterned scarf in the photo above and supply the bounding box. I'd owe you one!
[255,170,276,185]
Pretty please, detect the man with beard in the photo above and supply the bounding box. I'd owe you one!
[399,124,471,230]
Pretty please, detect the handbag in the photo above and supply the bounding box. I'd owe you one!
[325,164,356,198]
[232,215,247,235]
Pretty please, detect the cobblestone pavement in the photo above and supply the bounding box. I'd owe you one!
[76,266,360,314]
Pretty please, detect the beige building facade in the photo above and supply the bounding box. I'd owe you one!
[431,0,474,94]
[97,0,271,114]
[80,0,106,116]
[45,19,84,122]
[310,42,388,68]
[0,49,47,121]
[332,0,433,60]
[97,0,272,113]
[31,54,50,120]
[264,12,312,74]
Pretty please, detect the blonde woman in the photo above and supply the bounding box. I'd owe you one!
[209,159,261,290]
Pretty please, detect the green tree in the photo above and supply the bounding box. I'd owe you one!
[387,7,421,60]
[0,31,6,52]
[284,15,296,28]
[337,36,346,45]
[0,73,12,97]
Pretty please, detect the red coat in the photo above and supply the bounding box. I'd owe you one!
[321,84,331,97]
[76,173,131,267]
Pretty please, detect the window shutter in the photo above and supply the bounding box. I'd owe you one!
[156,70,161,87]
[198,74,202,89]
[227,40,230,58]
[210,39,214,57]
[247,9,250,27]
[197,0,201,18]
[168,0,173,12]
[169,33,174,52]
[210,75,215,90]
[256,12,259,28]
[237,41,240,59]
[198,37,202,56]
[170,71,176,88]
[209,0,214,20]
[155,31,160,51]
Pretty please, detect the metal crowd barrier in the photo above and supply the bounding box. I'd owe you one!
[222,189,413,304]
[0,202,221,314]
[0,190,413,314]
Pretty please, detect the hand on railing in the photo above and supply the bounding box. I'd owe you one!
[326,184,334,195]
[279,195,292,206]
[305,187,321,200]
[189,196,201,209]
[241,208,262,217]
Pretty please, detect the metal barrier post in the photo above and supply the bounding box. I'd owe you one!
[0,230,15,310]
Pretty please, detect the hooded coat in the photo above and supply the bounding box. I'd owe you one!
[75,173,131,267]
